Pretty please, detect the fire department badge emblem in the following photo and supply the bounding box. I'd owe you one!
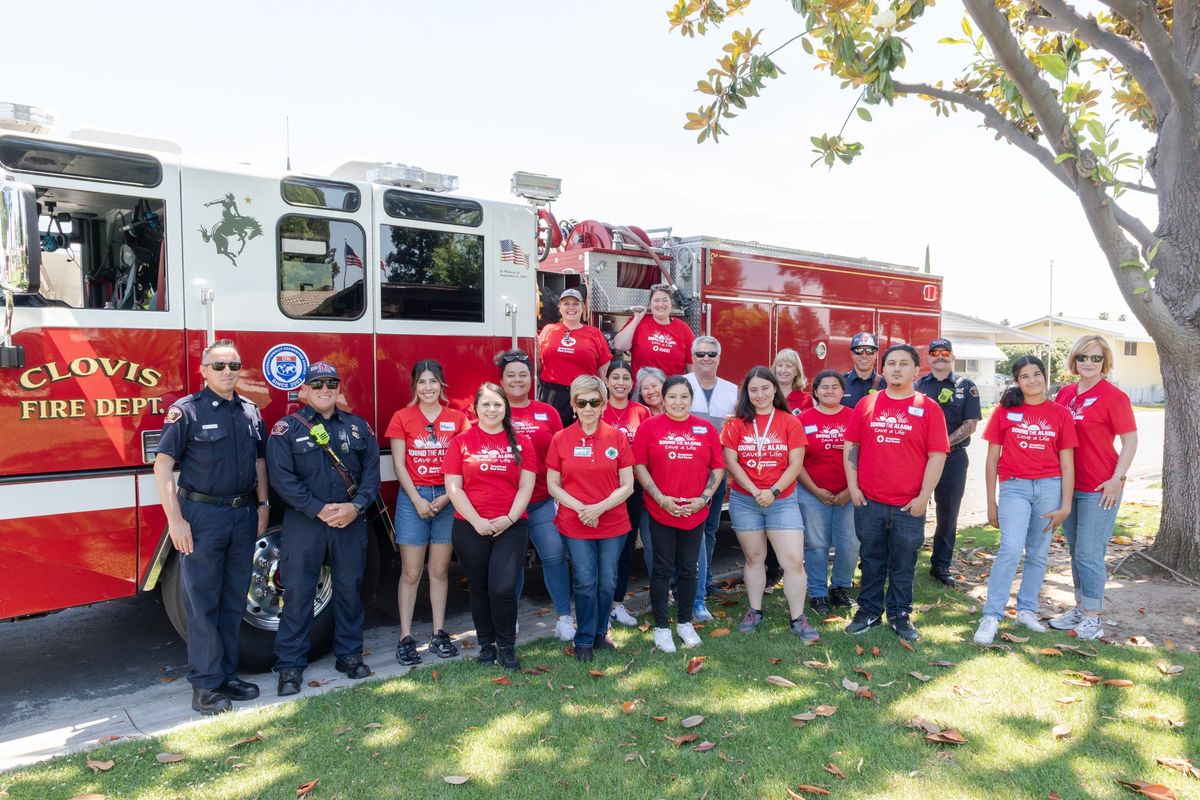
[164,406,182,424]
[263,343,309,390]
[271,420,290,436]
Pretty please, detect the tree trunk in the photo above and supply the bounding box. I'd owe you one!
[1147,335,1200,576]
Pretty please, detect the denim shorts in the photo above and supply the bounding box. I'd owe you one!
[728,489,805,533]
[395,485,454,546]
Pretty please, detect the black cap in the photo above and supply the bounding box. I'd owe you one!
[928,338,953,352]
[850,332,879,350]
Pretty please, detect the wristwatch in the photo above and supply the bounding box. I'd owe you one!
[702,494,713,507]
[258,500,270,509]
[771,487,782,497]
[1117,475,1127,483]
[352,500,365,515]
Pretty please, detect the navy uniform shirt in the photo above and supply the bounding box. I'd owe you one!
[842,370,887,408]
[266,405,381,519]
[915,372,982,448]
[155,387,265,496]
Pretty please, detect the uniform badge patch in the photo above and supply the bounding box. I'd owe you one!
[271,420,290,436]
[969,386,980,397]
[164,407,183,424]
[350,423,361,439]
[604,447,618,459]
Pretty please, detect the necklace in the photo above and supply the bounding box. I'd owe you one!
[752,408,776,476]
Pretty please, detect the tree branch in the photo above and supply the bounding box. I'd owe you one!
[1021,0,1169,114]
[1100,0,1196,120]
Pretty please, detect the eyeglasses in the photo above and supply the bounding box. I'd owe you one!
[851,348,877,356]
[203,361,242,371]
[929,349,952,357]
[693,351,719,359]
[307,379,341,390]
[574,397,604,409]
[1074,354,1105,364]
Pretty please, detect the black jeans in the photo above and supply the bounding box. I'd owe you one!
[853,498,926,621]
[648,518,704,628]
[931,447,968,574]
[613,485,645,602]
[452,518,530,649]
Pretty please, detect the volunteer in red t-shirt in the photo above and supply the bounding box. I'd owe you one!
[720,367,816,641]
[612,284,695,378]
[632,376,724,653]
[1048,335,1138,641]
[603,360,653,629]
[843,344,949,643]
[495,349,575,642]
[546,376,635,661]
[796,370,858,616]
[536,288,612,425]
[772,347,813,415]
[973,356,1077,645]
[444,383,537,671]
[385,360,468,667]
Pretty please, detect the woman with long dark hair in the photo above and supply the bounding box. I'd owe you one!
[721,367,816,641]
[444,383,536,670]
[385,360,466,666]
[603,360,652,627]
[973,356,1076,644]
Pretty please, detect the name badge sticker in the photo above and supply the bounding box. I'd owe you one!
[573,446,593,457]
[202,423,219,430]
[1007,412,1024,422]
[1082,397,1098,408]
[439,421,457,431]
[908,406,925,417]
[691,426,707,434]
[804,425,818,434]
[534,413,549,421]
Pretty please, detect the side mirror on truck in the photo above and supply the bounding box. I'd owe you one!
[1,181,41,368]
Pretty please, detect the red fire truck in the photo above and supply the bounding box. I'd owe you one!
[0,107,941,667]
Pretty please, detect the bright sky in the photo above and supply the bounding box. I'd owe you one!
[6,0,1157,327]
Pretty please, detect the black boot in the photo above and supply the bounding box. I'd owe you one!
[498,646,520,671]
[192,686,233,715]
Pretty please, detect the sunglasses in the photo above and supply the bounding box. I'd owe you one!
[573,397,604,409]
[1074,354,1105,363]
[851,348,877,356]
[499,353,530,365]
[307,379,341,390]
[929,349,952,357]
[694,351,719,359]
[204,361,242,371]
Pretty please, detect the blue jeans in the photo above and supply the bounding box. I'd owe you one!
[853,498,925,620]
[516,497,572,617]
[798,488,858,598]
[983,478,1061,619]
[694,480,727,605]
[1061,489,1122,611]
[563,535,625,646]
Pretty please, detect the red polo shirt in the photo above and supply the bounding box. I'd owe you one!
[538,323,611,385]
[544,421,634,539]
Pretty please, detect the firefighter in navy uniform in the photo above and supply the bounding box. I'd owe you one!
[915,338,982,587]
[841,332,887,408]
[268,361,381,695]
[152,339,269,716]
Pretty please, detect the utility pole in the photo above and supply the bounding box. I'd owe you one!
[1047,259,1054,386]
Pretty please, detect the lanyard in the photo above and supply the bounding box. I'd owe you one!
[752,409,775,476]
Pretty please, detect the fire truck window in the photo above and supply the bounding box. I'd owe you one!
[0,136,162,187]
[379,225,484,323]
[382,190,482,227]
[277,215,367,320]
[14,186,166,311]
[281,177,361,212]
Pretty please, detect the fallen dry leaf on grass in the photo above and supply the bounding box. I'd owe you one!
[86,759,114,772]
[769,657,783,665]
[1052,724,1072,740]
[924,729,967,746]
[588,669,604,678]
[1158,663,1185,676]
[910,671,932,682]
[929,660,955,667]
[1155,757,1200,779]
[855,645,864,656]
[1049,793,1063,800]
[792,713,817,726]
[1055,696,1079,705]
[155,752,185,764]
[841,677,860,693]
[363,723,383,729]
[681,715,705,728]
[824,763,846,779]
[622,700,641,715]
[687,656,705,675]
[1103,678,1135,687]
[787,785,831,796]
[234,733,264,745]
[870,646,881,657]
[767,675,798,688]
[1000,632,1030,643]
[670,733,699,747]
[693,741,716,752]
[70,795,106,800]
[1039,648,1064,657]
[297,778,321,797]
[899,639,916,651]
[333,726,353,737]
[442,775,470,785]
[307,679,333,688]
[492,676,512,686]
[855,688,875,700]
[709,627,731,637]
[650,715,668,722]
[853,667,872,681]
[814,705,838,717]
[96,736,121,744]
[520,668,542,675]
[803,660,828,669]
[1114,778,1176,799]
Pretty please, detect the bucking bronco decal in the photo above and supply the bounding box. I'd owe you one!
[198,193,263,266]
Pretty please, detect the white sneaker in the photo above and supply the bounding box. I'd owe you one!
[676,622,702,648]
[1074,615,1105,640]
[554,615,576,642]
[653,627,677,653]
[610,604,638,627]
[1015,610,1047,633]
[973,616,999,645]
[1049,608,1084,630]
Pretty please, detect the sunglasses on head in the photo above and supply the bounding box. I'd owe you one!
[204,361,242,372]
[573,397,604,409]
[499,353,530,365]
[851,347,877,356]
[929,349,952,357]
[1074,354,1105,363]
[694,351,719,359]
[307,379,341,390]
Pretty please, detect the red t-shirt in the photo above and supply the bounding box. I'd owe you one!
[786,389,814,416]
[509,401,563,504]
[537,323,611,385]
[632,413,723,528]
[545,421,635,539]
[846,392,950,506]
[602,401,652,446]
[800,406,853,493]
[1055,379,1137,492]
[720,411,808,498]
[384,405,469,486]
[983,402,1078,481]
[624,316,694,377]
[442,427,537,520]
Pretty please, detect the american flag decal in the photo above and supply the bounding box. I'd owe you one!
[344,241,364,269]
[500,239,530,268]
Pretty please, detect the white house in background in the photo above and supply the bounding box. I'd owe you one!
[940,311,1050,405]
[1013,315,1163,403]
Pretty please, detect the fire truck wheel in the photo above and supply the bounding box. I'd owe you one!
[160,525,336,673]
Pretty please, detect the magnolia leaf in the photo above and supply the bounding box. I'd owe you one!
[694,740,716,752]
[86,759,115,772]
[443,775,471,785]
[1052,724,1072,740]
[156,752,185,764]
[681,715,705,728]
[1103,678,1135,687]
[813,705,838,717]
[767,675,798,688]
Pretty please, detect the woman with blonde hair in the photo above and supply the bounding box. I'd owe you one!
[773,348,813,415]
[1050,335,1138,641]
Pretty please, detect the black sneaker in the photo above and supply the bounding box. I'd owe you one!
[574,645,594,662]
[430,630,459,659]
[829,586,853,609]
[396,635,422,666]
[810,595,831,616]
[889,615,921,643]
[476,643,497,665]
[593,635,618,651]
[335,654,372,680]
[844,610,881,635]
[498,646,520,671]
[929,570,957,588]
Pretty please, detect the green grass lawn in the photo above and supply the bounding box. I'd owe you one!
[4,514,1197,800]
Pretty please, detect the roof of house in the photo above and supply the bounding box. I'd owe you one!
[1013,314,1152,343]
[942,310,1050,345]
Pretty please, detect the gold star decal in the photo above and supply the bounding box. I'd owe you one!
[243,196,252,205]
